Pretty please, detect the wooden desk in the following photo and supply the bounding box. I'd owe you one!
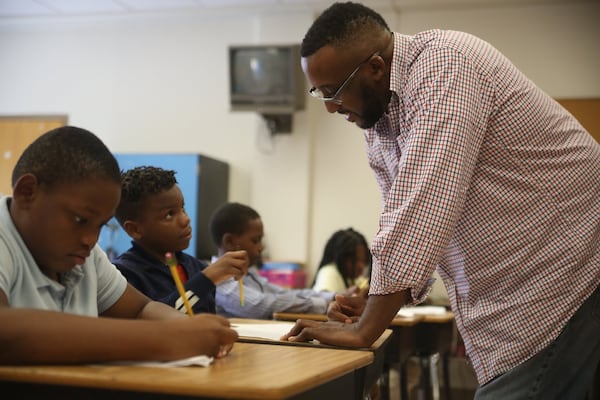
[272,313,413,400]
[233,317,392,400]
[272,311,455,400]
[0,342,372,400]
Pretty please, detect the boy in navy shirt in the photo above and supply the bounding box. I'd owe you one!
[113,166,248,315]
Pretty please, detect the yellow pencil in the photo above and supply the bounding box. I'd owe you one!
[358,279,369,291]
[239,277,244,307]
[166,252,194,316]
[234,245,245,307]
[358,279,370,296]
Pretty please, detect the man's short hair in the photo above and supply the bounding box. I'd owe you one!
[301,1,390,57]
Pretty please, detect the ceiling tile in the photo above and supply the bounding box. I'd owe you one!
[119,0,201,11]
[198,0,280,8]
[0,0,55,17]
[36,0,125,14]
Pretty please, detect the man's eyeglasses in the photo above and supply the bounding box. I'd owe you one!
[308,51,380,106]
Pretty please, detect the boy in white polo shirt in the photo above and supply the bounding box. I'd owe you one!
[0,126,237,364]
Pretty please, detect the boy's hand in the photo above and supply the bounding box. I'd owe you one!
[161,314,238,359]
[338,285,359,297]
[202,250,249,284]
[327,294,366,323]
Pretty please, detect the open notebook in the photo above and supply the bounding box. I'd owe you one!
[232,321,296,342]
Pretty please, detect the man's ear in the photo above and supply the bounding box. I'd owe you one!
[369,55,387,81]
[11,173,40,209]
[122,220,143,241]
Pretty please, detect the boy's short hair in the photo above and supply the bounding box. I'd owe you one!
[114,166,177,226]
[209,202,260,247]
[11,125,120,190]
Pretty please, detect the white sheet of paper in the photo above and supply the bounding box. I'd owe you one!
[397,305,447,317]
[232,322,295,341]
[103,355,214,368]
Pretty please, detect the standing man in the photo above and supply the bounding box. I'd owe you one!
[282,2,600,398]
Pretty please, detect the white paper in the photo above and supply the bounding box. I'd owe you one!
[232,322,296,341]
[397,306,447,317]
[103,355,214,368]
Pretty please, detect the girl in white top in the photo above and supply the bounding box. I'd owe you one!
[312,228,371,293]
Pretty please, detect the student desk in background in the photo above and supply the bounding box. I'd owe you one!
[401,311,455,400]
[231,317,393,400]
[0,341,372,400]
[273,310,455,400]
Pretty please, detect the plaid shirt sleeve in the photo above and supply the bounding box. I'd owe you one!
[367,39,494,303]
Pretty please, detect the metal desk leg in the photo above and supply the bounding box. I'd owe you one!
[400,361,408,400]
[442,353,451,400]
[380,364,390,400]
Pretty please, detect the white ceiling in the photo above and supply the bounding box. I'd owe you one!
[0,0,580,19]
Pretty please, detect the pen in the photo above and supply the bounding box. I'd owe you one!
[166,252,194,316]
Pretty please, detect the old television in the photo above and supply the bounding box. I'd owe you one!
[229,44,305,115]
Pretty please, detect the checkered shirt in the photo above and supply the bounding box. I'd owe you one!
[366,30,600,384]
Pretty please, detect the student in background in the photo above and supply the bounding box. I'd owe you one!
[283,3,600,398]
[112,166,248,315]
[0,126,237,365]
[209,202,354,319]
[312,227,371,293]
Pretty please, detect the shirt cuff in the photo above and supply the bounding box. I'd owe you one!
[408,277,435,306]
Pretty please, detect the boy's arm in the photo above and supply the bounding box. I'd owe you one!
[164,250,248,315]
[101,282,188,320]
[115,258,216,314]
[0,287,238,365]
[216,276,329,319]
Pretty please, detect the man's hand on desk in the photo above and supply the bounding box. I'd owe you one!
[280,319,371,348]
[327,294,366,323]
[281,293,406,348]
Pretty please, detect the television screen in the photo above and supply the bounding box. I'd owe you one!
[229,44,305,113]
[232,47,291,96]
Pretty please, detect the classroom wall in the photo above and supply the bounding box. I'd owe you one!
[0,1,598,283]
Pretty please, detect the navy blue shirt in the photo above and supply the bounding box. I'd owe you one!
[113,242,216,314]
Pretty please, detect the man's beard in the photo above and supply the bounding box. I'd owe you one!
[356,87,385,129]
[356,86,386,129]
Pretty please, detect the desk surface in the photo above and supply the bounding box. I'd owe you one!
[0,342,372,400]
[230,317,392,400]
[272,312,426,327]
[420,311,454,323]
[233,317,392,350]
[271,310,455,400]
